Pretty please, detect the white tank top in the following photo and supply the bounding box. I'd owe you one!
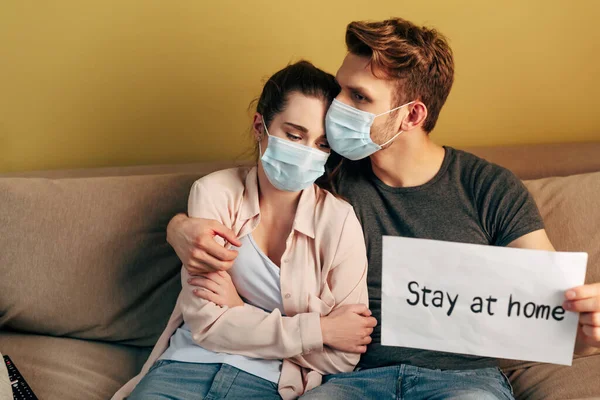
[160,234,285,383]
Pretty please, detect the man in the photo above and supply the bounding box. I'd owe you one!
[166,18,600,399]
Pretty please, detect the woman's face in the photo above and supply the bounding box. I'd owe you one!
[255,92,331,155]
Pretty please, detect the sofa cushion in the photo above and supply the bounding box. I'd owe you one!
[499,171,600,396]
[524,171,600,286]
[0,331,151,400]
[505,354,600,399]
[0,173,200,345]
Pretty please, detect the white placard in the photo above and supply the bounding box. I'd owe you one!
[381,236,587,366]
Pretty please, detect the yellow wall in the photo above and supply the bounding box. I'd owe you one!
[1,1,599,173]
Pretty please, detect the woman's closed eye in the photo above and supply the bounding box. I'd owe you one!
[286,133,302,141]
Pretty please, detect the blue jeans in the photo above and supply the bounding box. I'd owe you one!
[300,365,514,400]
[128,360,281,399]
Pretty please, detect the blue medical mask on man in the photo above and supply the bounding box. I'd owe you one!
[325,98,415,161]
[259,120,330,192]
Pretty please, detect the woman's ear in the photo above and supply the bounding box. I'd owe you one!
[252,113,264,141]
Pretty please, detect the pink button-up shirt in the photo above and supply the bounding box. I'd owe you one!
[113,166,369,399]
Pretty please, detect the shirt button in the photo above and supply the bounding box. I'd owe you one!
[283,258,290,263]
[285,293,291,299]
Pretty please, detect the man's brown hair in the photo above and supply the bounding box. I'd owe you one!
[346,18,454,133]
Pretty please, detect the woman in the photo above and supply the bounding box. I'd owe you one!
[113,61,374,400]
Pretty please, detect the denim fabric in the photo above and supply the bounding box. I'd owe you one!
[300,365,514,400]
[128,360,281,399]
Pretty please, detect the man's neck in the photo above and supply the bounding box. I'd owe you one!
[369,132,446,188]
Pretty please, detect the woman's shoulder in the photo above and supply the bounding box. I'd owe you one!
[312,186,367,266]
[313,186,359,229]
[191,166,253,196]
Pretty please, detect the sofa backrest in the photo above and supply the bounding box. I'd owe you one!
[3,142,600,181]
[1,143,599,347]
[524,172,600,286]
[0,174,200,346]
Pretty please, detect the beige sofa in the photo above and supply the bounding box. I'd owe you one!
[1,142,599,399]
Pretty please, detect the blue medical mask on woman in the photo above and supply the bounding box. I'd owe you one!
[325,98,415,160]
[259,121,330,192]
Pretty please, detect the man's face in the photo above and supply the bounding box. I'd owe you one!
[335,53,405,144]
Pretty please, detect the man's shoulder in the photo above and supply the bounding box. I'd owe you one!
[450,147,504,171]
[449,147,518,184]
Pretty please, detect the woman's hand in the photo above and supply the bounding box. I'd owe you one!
[320,304,377,354]
[188,271,244,308]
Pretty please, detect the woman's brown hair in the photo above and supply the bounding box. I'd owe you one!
[249,60,343,194]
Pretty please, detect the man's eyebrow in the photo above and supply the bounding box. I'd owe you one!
[283,122,308,133]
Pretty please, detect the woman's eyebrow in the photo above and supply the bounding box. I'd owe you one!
[283,122,308,133]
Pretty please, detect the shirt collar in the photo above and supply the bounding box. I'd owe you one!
[240,167,317,239]
[239,167,260,221]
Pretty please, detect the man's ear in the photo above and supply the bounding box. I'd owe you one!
[401,102,428,131]
[252,113,264,141]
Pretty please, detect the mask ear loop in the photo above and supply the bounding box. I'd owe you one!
[261,119,271,137]
[374,100,416,118]
[258,118,271,155]
[379,128,404,148]
[377,101,416,148]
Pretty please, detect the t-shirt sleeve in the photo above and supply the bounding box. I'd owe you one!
[471,162,545,247]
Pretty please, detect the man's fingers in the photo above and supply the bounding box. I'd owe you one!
[566,283,600,301]
[185,261,218,275]
[579,312,600,327]
[578,328,600,348]
[581,325,600,342]
[183,257,214,271]
[565,297,600,313]
[201,240,239,263]
[194,248,235,271]
[210,221,242,247]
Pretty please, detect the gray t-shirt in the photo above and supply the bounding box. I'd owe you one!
[331,146,545,370]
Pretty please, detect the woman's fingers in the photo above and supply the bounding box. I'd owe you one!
[202,272,228,286]
[193,288,219,304]
[189,277,223,295]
